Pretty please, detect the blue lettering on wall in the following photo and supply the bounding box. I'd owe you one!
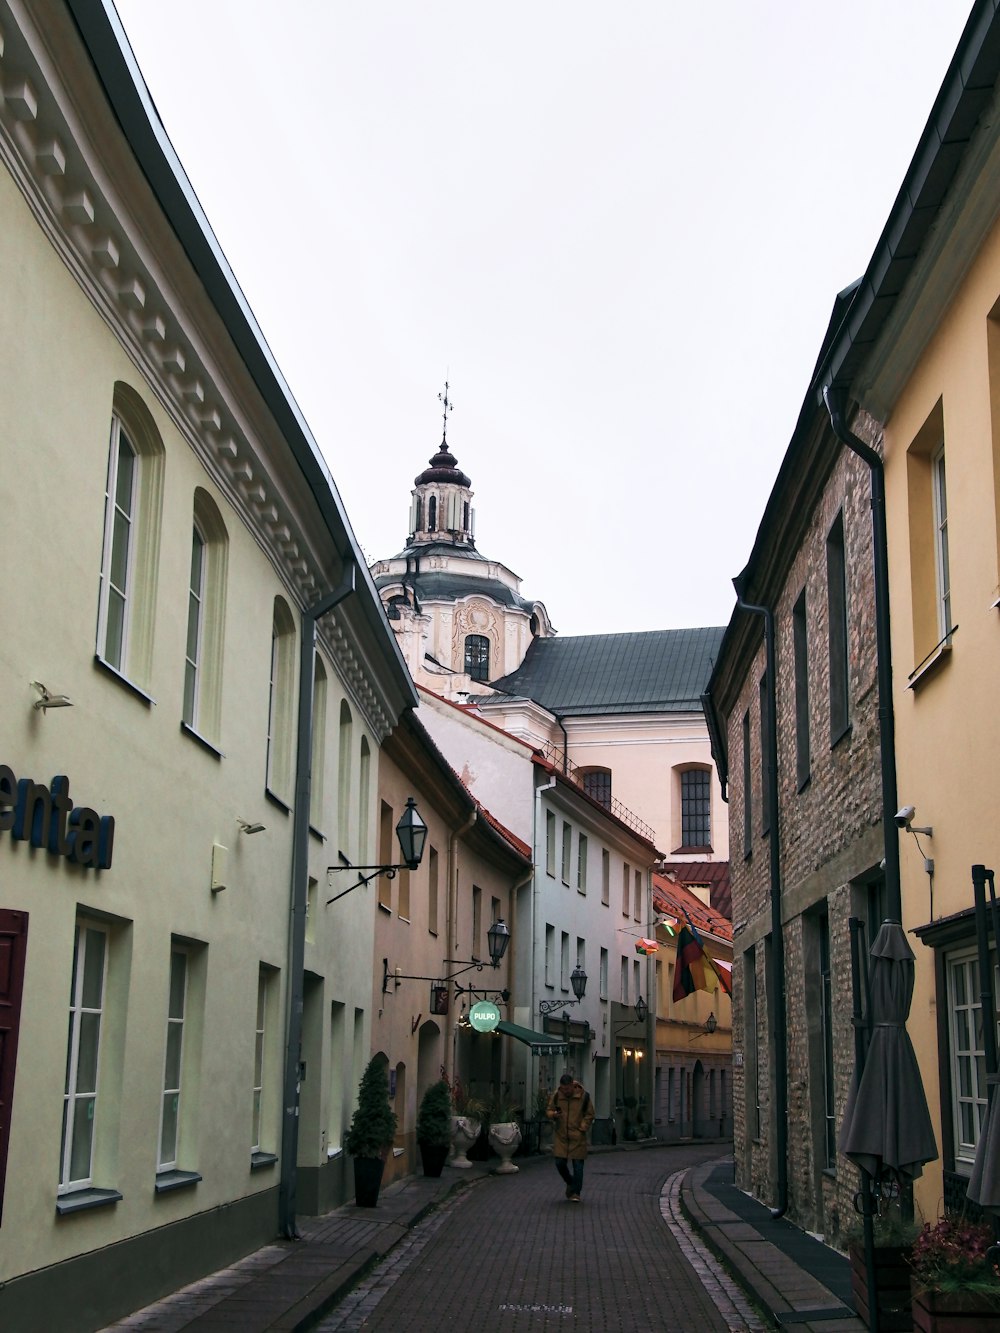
[0,766,114,870]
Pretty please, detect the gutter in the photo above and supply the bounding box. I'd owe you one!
[280,566,357,1239]
[732,585,788,1219]
[822,388,902,923]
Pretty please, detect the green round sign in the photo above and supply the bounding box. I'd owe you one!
[469,1000,501,1032]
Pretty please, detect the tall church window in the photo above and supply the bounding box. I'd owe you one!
[428,496,437,531]
[680,768,712,849]
[464,634,490,681]
[581,768,612,809]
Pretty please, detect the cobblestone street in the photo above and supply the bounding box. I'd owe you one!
[317,1144,757,1332]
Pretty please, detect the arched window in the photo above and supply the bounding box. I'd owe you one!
[580,768,612,809]
[309,655,328,829]
[266,598,296,799]
[358,736,371,861]
[428,495,437,531]
[338,700,353,854]
[183,488,228,742]
[97,383,165,687]
[414,497,423,531]
[464,634,490,681]
[462,500,469,531]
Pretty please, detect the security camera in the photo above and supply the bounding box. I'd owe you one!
[895,805,916,829]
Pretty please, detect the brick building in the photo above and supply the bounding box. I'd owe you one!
[705,333,886,1241]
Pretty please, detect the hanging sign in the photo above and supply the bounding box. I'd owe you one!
[469,1000,501,1032]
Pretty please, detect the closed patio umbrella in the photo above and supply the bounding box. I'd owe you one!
[968,1077,1000,1211]
[839,920,937,1182]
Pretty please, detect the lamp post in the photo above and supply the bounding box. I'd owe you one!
[539,965,588,1017]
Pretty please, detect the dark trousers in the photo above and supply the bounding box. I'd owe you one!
[555,1157,584,1194]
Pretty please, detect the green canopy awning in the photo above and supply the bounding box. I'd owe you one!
[496,1019,569,1056]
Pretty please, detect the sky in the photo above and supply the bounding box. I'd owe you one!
[112,1,974,637]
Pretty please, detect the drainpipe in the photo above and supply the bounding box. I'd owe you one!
[733,585,788,1218]
[279,564,356,1240]
[823,386,902,923]
[555,715,569,774]
[445,809,477,1085]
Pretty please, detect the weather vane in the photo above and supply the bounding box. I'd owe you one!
[438,380,454,445]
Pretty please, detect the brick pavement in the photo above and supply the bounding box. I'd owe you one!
[103,1144,869,1333]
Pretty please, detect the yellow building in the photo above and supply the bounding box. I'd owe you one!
[816,2,1000,1222]
[0,3,414,1327]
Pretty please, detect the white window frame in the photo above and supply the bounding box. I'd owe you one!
[561,822,572,885]
[577,833,588,893]
[620,956,628,1004]
[61,923,109,1192]
[600,947,609,1000]
[947,947,996,1169]
[932,442,951,638]
[97,416,137,672]
[252,971,267,1153]
[158,949,188,1170]
[183,524,206,728]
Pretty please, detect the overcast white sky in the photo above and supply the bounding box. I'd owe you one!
[113,1,973,636]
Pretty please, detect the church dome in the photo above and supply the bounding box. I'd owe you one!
[415,441,471,488]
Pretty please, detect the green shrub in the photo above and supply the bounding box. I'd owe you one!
[344,1057,397,1159]
[416,1079,453,1148]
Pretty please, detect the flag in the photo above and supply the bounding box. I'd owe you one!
[714,959,733,997]
[672,925,709,1002]
[635,938,659,955]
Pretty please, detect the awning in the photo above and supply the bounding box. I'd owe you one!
[496,1019,569,1056]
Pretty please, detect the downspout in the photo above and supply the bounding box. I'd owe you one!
[823,386,902,922]
[733,586,788,1218]
[555,715,569,774]
[445,809,477,1084]
[279,563,357,1240]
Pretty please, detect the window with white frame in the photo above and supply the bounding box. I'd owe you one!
[309,655,328,830]
[948,950,994,1168]
[545,924,555,987]
[620,956,628,1004]
[159,950,187,1170]
[561,932,570,989]
[183,525,205,729]
[252,968,276,1155]
[96,388,165,689]
[577,833,588,893]
[182,490,228,742]
[634,868,642,923]
[545,810,556,876]
[561,822,571,884]
[266,599,296,799]
[61,923,108,1191]
[932,442,952,639]
[600,947,608,1000]
[622,862,630,917]
[601,848,610,905]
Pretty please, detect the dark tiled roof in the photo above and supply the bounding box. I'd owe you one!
[656,860,732,921]
[374,570,536,612]
[488,628,725,715]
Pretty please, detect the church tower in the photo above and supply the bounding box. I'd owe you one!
[370,385,553,698]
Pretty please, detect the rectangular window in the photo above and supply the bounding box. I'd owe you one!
[759,675,770,836]
[577,833,588,893]
[252,971,267,1154]
[742,709,752,858]
[633,959,641,1006]
[827,512,849,741]
[634,869,642,923]
[158,949,187,1170]
[600,947,609,1000]
[601,849,610,905]
[948,951,991,1167]
[428,846,439,935]
[561,823,572,885]
[545,924,555,987]
[819,912,836,1170]
[545,810,556,877]
[561,932,570,990]
[681,769,711,849]
[620,956,629,1004]
[582,769,611,808]
[61,923,108,1190]
[576,937,585,978]
[932,443,952,639]
[622,862,630,917]
[378,801,393,911]
[793,590,811,788]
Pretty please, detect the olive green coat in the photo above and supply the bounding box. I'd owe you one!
[546,1082,595,1160]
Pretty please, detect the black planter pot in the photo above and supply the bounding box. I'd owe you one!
[419,1141,449,1178]
[353,1155,385,1207]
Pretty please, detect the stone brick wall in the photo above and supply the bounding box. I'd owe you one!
[724,413,886,1243]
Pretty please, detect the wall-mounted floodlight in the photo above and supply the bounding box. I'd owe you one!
[31,681,73,712]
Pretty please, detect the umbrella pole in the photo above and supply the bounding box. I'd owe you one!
[850,916,880,1332]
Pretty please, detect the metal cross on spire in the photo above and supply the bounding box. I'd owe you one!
[438,380,454,445]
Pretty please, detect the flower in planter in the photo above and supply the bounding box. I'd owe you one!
[909,1215,1000,1305]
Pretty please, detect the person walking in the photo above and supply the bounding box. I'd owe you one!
[546,1073,595,1202]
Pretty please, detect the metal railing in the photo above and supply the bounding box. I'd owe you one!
[538,742,656,844]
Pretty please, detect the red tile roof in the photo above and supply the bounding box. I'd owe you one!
[655,859,731,921]
[653,870,732,943]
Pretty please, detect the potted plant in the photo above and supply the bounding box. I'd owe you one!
[416,1079,452,1178]
[847,1204,920,1332]
[909,1214,1000,1330]
[344,1057,397,1206]
[441,1068,485,1169]
[485,1089,523,1174]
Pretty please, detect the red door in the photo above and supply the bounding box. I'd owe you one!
[0,909,28,1226]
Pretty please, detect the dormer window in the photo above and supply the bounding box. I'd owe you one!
[464,634,490,681]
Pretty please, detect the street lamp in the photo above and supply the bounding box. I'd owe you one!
[384,918,512,995]
[539,965,588,1017]
[326,796,427,903]
[688,1011,718,1043]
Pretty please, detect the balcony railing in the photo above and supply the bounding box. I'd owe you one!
[538,742,655,844]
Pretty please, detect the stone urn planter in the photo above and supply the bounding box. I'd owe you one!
[487,1121,522,1174]
[450,1115,480,1168]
